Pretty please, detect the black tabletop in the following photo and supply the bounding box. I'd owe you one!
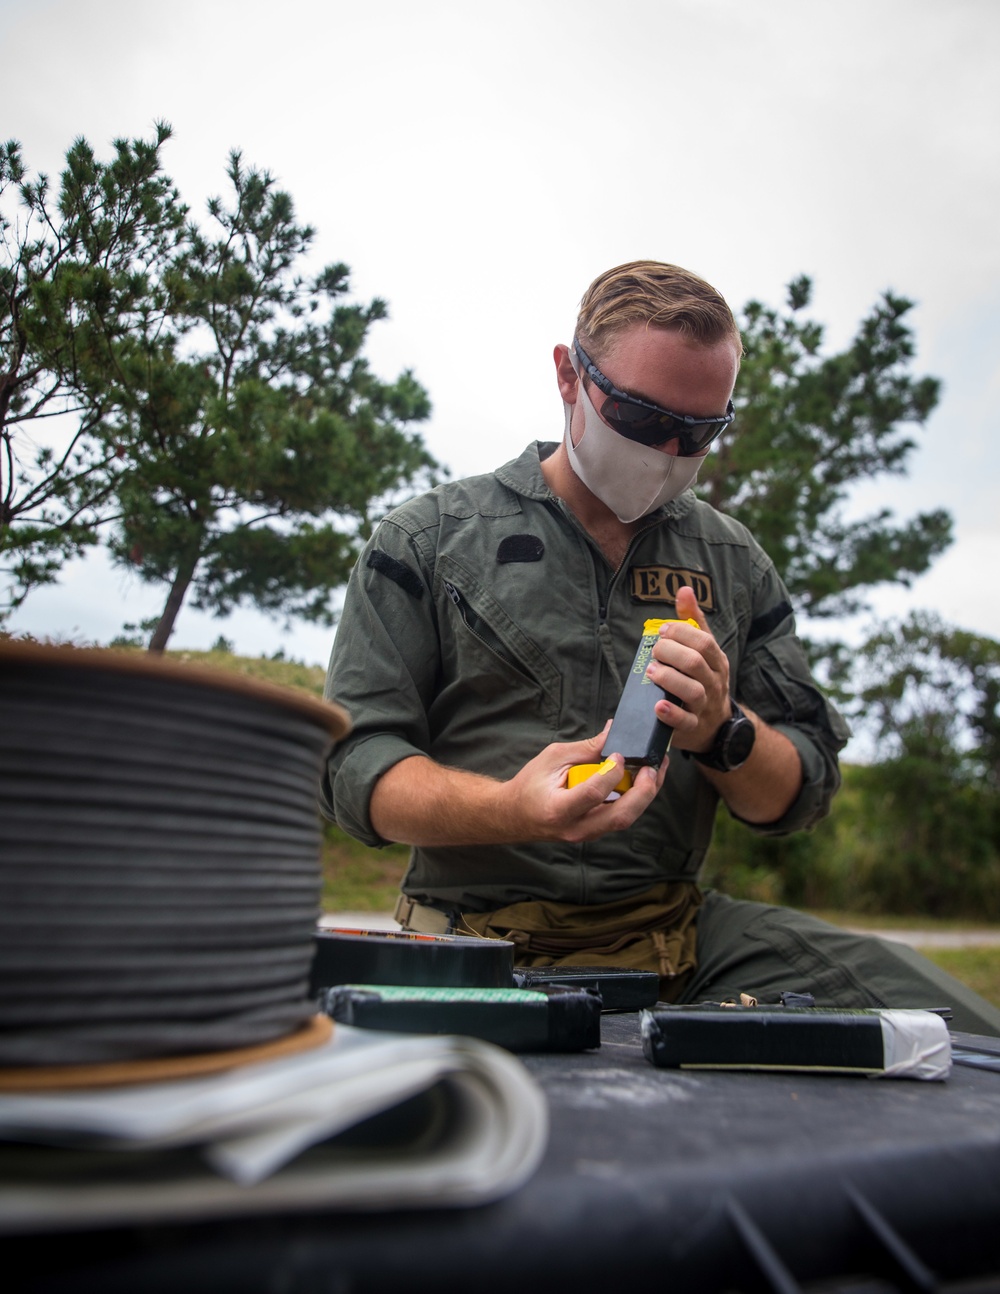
[11,1015,1000,1294]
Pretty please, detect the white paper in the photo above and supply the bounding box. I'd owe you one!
[0,1025,549,1231]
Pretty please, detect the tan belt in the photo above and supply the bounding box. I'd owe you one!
[394,883,701,992]
[393,893,454,934]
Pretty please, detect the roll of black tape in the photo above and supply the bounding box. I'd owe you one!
[310,928,514,993]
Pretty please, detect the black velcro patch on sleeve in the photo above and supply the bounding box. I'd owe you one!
[748,600,792,643]
[497,534,545,564]
[367,548,425,599]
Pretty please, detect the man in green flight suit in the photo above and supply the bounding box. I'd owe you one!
[321,260,1000,1036]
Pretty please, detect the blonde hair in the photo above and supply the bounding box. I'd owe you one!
[576,260,743,360]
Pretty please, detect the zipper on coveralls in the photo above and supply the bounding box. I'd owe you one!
[598,516,666,625]
[588,519,670,744]
[443,579,521,672]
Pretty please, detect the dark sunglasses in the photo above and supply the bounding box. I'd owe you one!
[574,339,734,454]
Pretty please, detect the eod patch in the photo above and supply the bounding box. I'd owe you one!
[628,565,715,611]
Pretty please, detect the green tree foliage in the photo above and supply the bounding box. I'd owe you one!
[109,151,438,653]
[705,763,1000,920]
[699,276,951,619]
[851,611,1000,788]
[0,125,184,620]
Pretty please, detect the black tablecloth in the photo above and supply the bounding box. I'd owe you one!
[11,1016,1000,1293]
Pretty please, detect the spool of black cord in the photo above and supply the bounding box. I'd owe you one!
[0,642,350,1071]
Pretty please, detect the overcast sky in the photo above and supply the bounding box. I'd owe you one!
[4,0,999,669]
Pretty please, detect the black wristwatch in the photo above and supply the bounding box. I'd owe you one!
[690,701,756,772]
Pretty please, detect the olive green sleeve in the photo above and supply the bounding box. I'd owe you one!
[319,520,439,847]
[733,553,851,836]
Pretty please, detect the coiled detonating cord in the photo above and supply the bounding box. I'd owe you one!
[0,647,347,1067]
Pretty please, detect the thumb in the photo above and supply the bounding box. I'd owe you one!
[565,721,612,765]
[584,719,613,755]
[562,721,616,790]
[675,584,709,633]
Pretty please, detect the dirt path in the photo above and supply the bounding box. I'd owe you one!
[845,927,1000,948]
[320,912,400,931]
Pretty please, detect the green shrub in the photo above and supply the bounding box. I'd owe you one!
[703,763,1000,921]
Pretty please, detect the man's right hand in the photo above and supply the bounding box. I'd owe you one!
[369,724,668,848]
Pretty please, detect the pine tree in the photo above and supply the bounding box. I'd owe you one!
[0,124,183,619]
[700,276,950,619]
[106,152,437,652]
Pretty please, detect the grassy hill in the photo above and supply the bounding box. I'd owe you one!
[165,646,329,695]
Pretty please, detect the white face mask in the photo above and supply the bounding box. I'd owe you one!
[563,353,704,523]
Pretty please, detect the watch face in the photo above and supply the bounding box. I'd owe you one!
[725,718,756,768]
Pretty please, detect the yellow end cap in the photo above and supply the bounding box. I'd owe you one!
[567,763,633,794]
[643,617,699,634]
